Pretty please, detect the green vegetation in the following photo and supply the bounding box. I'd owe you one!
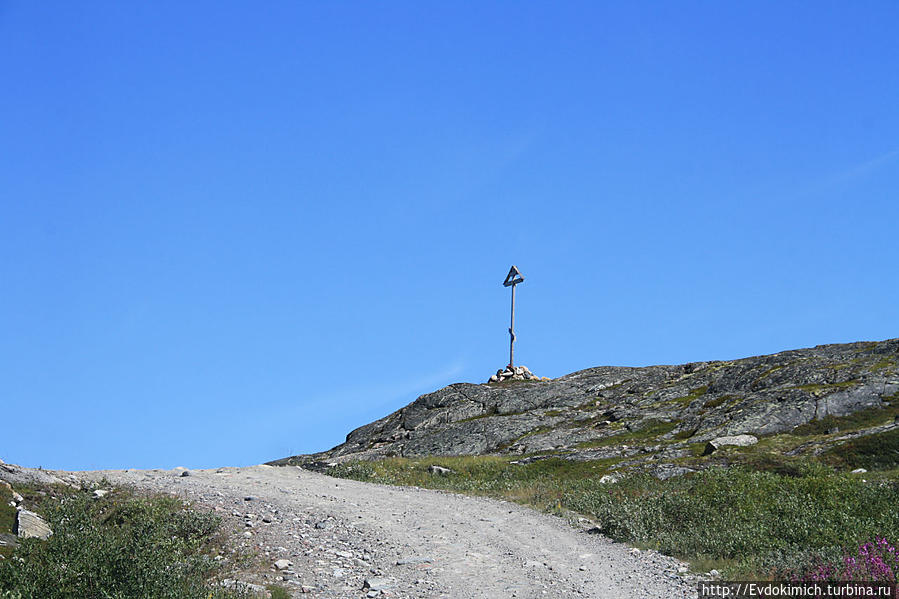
[567,465,899,578]
[576,419,679,448]
[754,364,786,384]
[792,403,899,436]
[672,427,699,440]
[331,451,899,578]
[267,585,291,599]
[702,394,738,409]
[332,455,616,508]
[870,357,895,372]
[0,485,246,599]
[795,380,859,393]
[823,428,899,471]
[0,487,18,560]
[671,385,708,405]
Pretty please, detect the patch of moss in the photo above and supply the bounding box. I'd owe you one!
[267,585,292,599]
[795,380,859,393]
[0,486,16,559]
[870,358,894,372]
[823,428,899,471]
[673,427,699,440]
[687,442,708,457]
[791,403,899,436]
[0,487,15,534]
[729,453,807,477]
[456,406,499,423]
[755,364,786,383]
[671,385,709,405]
[703,394,739,409]
[578,419,680,448]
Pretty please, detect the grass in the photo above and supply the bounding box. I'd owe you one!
[0,484,248,599]
[823,428,899,471]
[670,385,708,405]
[870,357,895,372]
[0,486,18,560]
[576,419,680,448]
[330,452,899,578]
[267,585,291,599]
[331,455,618,510]
[795,380,860,393]
[702,394,741,410]
[792,403,899,436]
[565,464,899,578]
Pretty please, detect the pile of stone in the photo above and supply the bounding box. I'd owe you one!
[488,365,547,383]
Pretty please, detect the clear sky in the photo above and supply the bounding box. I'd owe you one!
[1,2,897,470]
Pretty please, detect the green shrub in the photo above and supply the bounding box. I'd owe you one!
[564,465,899,576]
[824,428,899,470]
[267,585,291,599]
[701,395,731,409]
[792,404,899,436]
[0,486,245,599]
[331,454,899,578]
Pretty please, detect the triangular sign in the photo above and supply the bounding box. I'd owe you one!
[503,265,524,287]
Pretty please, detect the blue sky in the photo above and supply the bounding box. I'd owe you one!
[1,2,897,470]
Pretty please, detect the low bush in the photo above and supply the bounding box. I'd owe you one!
[0,486,245,599]
[332,457,899,578]
[793,403,899,436]
[565,465,899,577]
[792,537,899,583]
[824,429,899,471]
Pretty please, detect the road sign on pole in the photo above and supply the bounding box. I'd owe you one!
[503,265,524,369]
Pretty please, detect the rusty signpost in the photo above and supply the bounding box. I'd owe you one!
[503,265,524,369]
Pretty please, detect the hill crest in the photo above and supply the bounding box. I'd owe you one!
[272,339,899,468]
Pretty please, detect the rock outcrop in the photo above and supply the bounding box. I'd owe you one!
[703,434,759,455]
[15,509,52,540]
[272,339,899,466]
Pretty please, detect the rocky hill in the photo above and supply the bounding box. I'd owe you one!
[273,339,899,470]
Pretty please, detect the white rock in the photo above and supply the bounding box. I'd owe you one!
[92,489,109,499]
[427,465,453,476]
[15,509,52,540]
[851,468,868,474]
[599,474,620,484]
[703,434,758,455]
[274,559,293,570]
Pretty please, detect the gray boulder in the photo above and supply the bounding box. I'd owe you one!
[15,509,52,540]
[703,434,759,455]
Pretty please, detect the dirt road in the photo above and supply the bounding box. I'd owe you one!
[80,465,698,599]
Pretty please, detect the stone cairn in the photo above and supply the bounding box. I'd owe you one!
[488,365,548,384]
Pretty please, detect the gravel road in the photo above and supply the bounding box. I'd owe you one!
[79,464,698,599]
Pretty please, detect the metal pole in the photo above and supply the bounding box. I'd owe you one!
[509,283,516,369]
